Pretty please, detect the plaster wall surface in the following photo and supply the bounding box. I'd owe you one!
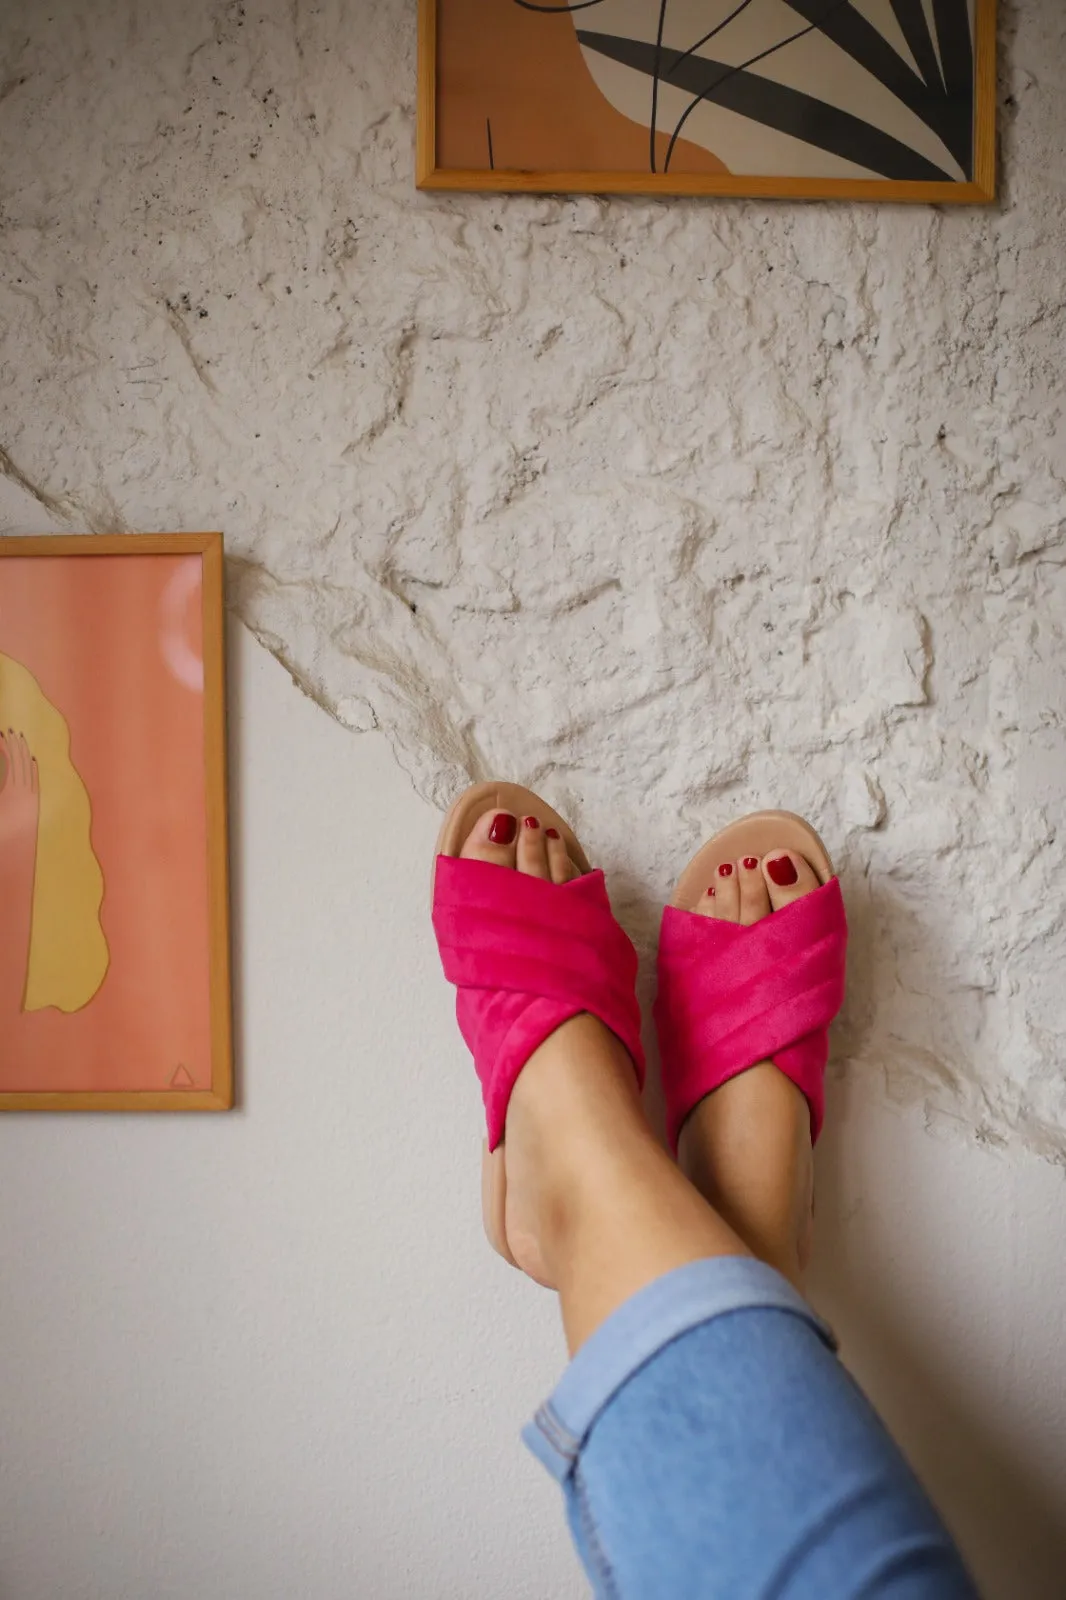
[0,609,1063,1600]
[1,0,1065,1152]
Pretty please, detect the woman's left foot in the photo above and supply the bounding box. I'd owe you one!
[679,847,823,1287]
[694,846,822,926]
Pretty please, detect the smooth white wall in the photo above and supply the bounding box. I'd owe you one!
[0,611,1064,1600]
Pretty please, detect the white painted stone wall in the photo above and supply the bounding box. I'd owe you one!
[1,0,1065,1154]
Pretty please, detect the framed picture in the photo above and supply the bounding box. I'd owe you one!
[0,533,232,1111]
[418,0,996,203]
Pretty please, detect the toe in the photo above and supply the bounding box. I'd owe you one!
[709,859,740,922]
[545,826,579,885]
[761,850,821,911]
[693,882,716,917]
[688,883,713,921]
[738,855,771,925]
[515,814,551,879]
[460,809,518,870]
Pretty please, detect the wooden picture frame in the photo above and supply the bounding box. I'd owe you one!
[418,0,996,203]
[0,533,233,1111]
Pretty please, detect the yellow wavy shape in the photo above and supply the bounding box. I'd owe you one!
[0,651,110,1012]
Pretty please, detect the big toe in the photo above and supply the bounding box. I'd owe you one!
[761,850,821,911]
[461,809,518,870]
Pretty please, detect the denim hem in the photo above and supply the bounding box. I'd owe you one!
[523,1255,836,1483]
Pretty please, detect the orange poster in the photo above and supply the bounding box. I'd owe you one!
[420,0,995,204]
[0,536,231,1109]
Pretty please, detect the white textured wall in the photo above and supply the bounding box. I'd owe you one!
[0,589,1063,1600]
[2,0,1064,1154]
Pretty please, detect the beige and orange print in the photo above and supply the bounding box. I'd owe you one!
[0,552,212,1095]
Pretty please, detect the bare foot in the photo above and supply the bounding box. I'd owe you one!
[678,848,824,1289]
[0,730,40,1017]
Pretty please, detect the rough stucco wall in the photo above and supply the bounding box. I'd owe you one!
[1,1,1064,1154]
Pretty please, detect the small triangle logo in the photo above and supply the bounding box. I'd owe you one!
[170,1064,195,1088]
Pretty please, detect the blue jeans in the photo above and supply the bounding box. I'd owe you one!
[524,1259,977,1599]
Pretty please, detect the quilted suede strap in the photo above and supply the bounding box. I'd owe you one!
[654,880,847,1150]
[433,856,646,1150]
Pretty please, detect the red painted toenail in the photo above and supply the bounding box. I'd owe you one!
[488,812,516,845]
[523,815,540,829]
[743,856,758,870]
[705,886,715,897]
[766,855,798,886]
[718,862,733,877]
[545,827,560,839]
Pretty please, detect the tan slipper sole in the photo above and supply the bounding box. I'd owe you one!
[434,780,589,1272]
[669,809,835,910]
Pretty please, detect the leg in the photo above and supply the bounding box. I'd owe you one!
[458,816,975,1597]
[504,1021,974,1598]
[502,1010,975,1597]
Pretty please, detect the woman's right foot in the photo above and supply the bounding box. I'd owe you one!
[446,804,800,1354]
[459,809,629,1285]
[678,847,823,1288]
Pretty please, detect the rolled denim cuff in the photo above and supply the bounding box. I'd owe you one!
[523,1255,836,1483]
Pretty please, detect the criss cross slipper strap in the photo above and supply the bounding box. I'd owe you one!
[433,856,646,1151]
[654,880,848,1151]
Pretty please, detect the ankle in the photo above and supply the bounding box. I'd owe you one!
[503,1013,652,1272]
[678,1064,813,1289]
[506,1014,642,1144]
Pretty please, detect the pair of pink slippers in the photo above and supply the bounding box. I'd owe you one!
[432,782,848,1269]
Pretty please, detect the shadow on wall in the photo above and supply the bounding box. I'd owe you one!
[811,1071,1066,1600]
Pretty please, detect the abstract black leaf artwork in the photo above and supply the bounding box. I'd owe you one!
[419,0,995,201]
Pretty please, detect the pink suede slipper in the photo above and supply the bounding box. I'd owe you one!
[432,781,645,1268]
[654,811,847,1152]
